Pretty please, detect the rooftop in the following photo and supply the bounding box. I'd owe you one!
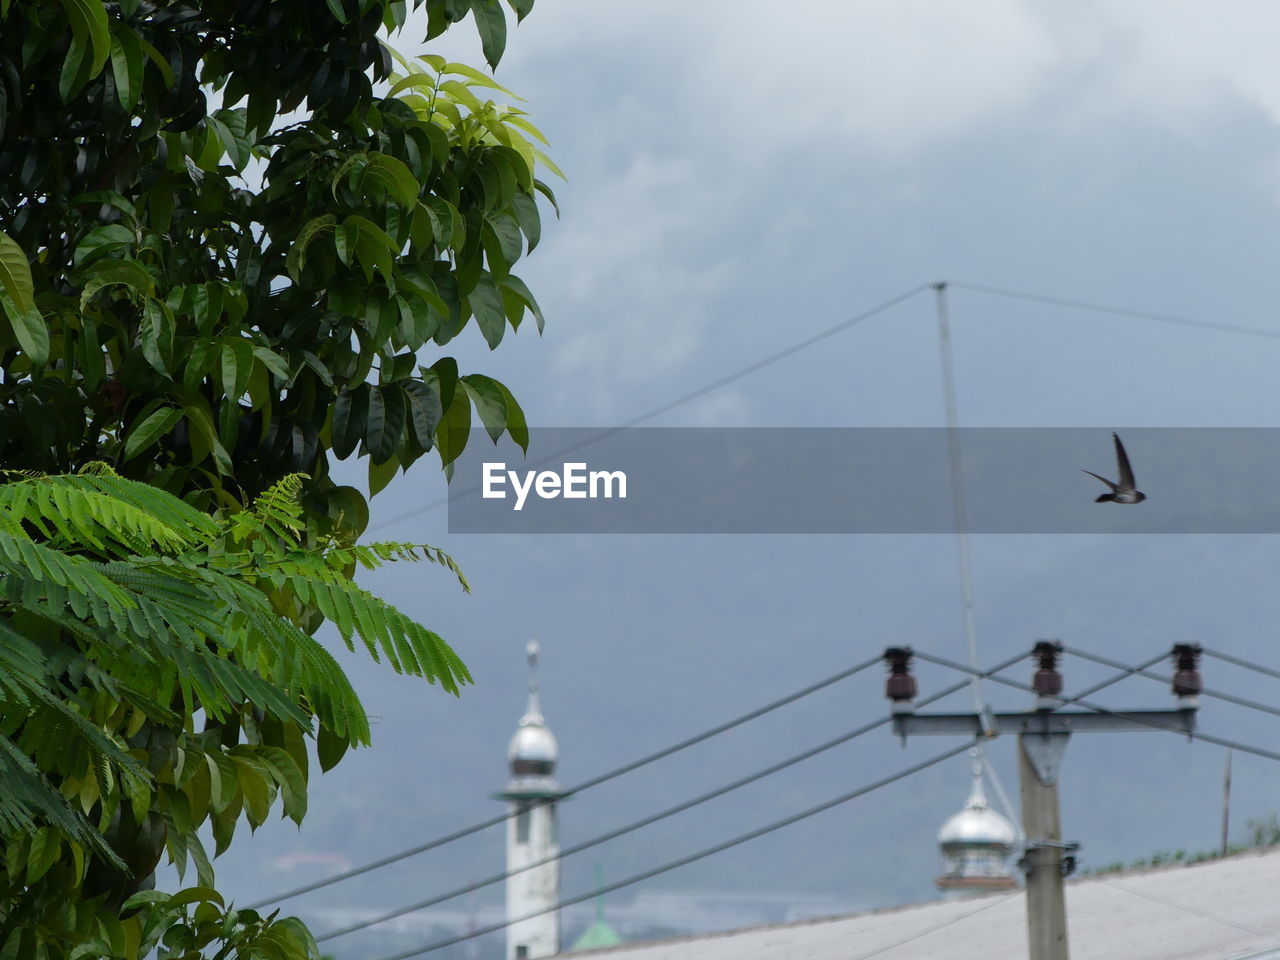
[564,847,1280,960]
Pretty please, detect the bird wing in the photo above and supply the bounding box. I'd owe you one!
[1082,469,1118,491]
[1112,432,1136,488]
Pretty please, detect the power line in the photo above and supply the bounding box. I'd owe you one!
[1201,647,1280,683]
[366,741,973,960]
[911,650,1280,765]
[371,278,1280,534]
[319,717,896,942]
[316,659,1030,943]
[368,283,931,531]
[1062,645,1280,722]
[250,652,887,909]
[334,651,1138,948]
[949,280,1280,342]
[1062,650,1169,702]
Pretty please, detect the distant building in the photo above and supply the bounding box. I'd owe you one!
[498,642,564,960]
[934,754,1018,897]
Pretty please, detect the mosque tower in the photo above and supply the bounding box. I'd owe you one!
[935,750,1018,898]
[497,642,563,960]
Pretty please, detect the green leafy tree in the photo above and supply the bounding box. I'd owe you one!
[0,467,469,954]
[0,0,557,953]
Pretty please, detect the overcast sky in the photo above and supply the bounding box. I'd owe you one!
[187,4,1280,955]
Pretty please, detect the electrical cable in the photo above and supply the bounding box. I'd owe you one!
[1201,647,1280,683]
[1062,645,1280,722]
[369,282,932,531]
[365,741,973,960]
[315,660,1030,943]
[948,281,1280,342]
[250,652,887,909]
[911,650,1280,765]
[369,278,1280,533]
[1059,650,1168,702]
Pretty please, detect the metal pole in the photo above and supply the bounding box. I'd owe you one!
[1019,734,1069,960]
[934,282,991,735]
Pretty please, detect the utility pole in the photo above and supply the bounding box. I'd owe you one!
[1019,730,1069,959]
[882,642,1202,960]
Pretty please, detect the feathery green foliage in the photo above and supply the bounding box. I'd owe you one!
[0,467,469,955]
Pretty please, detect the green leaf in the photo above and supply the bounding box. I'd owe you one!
[109,28,144,111]
[58,34,93,102]
[287,215,337,282]
[534,177,561,217]
[220,338,254,401]
[483,212,523,273]
[495,379,528,451]
[59,0,110,77]
[121,890,171,913]
[366,384,406,464]
[388,72,440,99]
[363,153,420,207]
[327,485,369,536]
[259,746,307,824]
[123,406,181,461]
[502,275,545,333]
[506,0,533,21]
[462,374,507,443]
[0,231,34,316]
[183,338,221,390]
[344,215,399,283]
[232,756,271,829]
[435,390,472,466]
[79,317,105,392]
[368,455,398,495]
[332,384,369,460]
[468,273,507,348]
[210,109,251,172]
[167,886,225,908]
[443,60,520,96]
[134,33,174,88]
[73,223,133,267]
[510,191,541,253]
[183,401,234,475]
[426,356,458,411]
[79,258,154,311]
[253,345,294,383]
[334,220,356,267]
[317,726,349,772]
[468,0,508,69]
[324,0,349,22]
[26,827,59,884]
[141,298,173,375]
[0,289,49,366]
[403,381,442,450]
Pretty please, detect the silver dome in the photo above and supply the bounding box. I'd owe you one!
[508,641,559,779]
[937,771,1016,851]
[509,719,559,767]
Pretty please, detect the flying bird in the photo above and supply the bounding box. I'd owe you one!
[1084,432,1146,504]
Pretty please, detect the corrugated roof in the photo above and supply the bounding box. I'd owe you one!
[565,848,1280,960]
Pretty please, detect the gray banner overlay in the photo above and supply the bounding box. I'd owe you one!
[445,428,1280,533]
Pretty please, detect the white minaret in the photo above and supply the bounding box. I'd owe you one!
[497,642,562,960]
